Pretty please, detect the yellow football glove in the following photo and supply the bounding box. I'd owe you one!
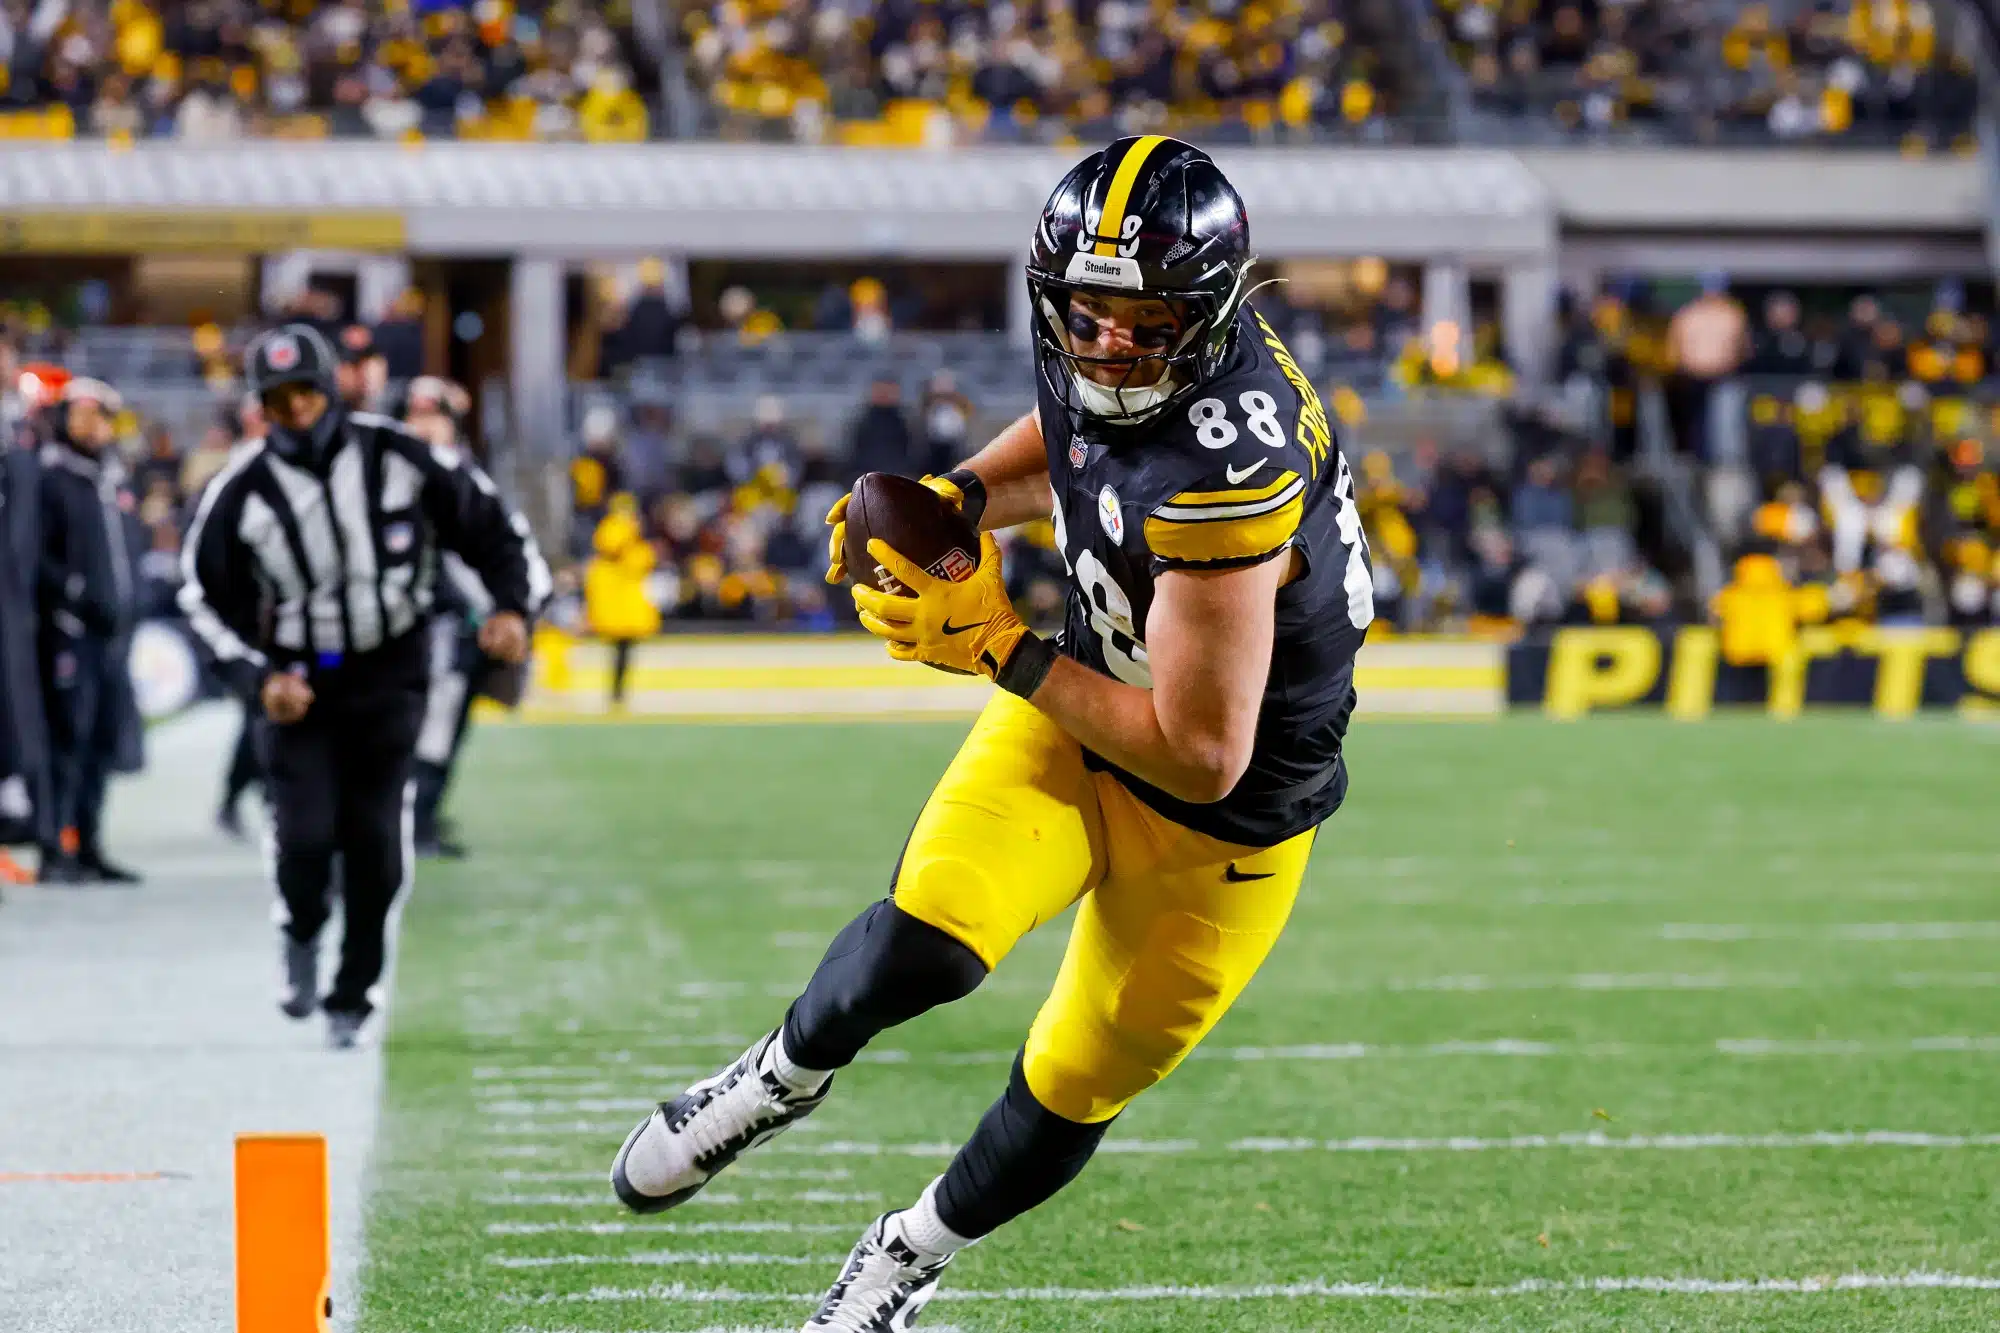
[824,474,974,586]
[851,532,1031,680]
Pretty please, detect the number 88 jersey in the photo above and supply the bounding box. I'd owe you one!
[1038,304,1374,847]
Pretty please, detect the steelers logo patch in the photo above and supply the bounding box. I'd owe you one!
[266,335,300,371]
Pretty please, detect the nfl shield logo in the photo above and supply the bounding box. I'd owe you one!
[1069,438,1087,470]
[384,521,414,555]
[931,546,977,582]
[266,335,299,371]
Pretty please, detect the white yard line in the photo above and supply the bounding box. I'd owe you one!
[496,1169,851,1184]
[1231,1131,2000,1153]
[470,971,2000,1006]
[489,1250,844,1269]
[477,1191,883,1207]
[496,1271,2000,1306]
[1663,922,2000,941]
[509,1326,962,1333]
[488,1222,853,1237]
[465,1033,2000,1101]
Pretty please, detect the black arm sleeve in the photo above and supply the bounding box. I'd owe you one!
[177,467,269,699]
[409,434,549,618]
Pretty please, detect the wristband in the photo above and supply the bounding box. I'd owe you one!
[991,632,1056,699]
[942,468,989,528]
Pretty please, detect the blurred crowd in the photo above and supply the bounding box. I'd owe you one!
[546,372,1006,635]
[684,0,1405,144]
[1451,0,1980,148]
[0,0,1976,147]
[0,0,654,142]
[1349,274,2000,641]
[11,257,1998,650]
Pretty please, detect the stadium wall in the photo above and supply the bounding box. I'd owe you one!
[133,624,2000,725]
[1507,626,2000,720]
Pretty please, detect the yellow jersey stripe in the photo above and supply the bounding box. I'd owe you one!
[1145,493,1304,564]
[1168,470,1303,509]
[1095,135,1168,257]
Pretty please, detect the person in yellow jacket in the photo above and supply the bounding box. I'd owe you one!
[585,494,661,706]
[1712,552,1800,667]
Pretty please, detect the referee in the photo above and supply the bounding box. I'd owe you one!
[180,324,548,1048]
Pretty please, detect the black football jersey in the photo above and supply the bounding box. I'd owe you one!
[1036,304,1374,846]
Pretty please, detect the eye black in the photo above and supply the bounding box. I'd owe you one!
[1065,309,1101,341]
[1132,324,1176,350]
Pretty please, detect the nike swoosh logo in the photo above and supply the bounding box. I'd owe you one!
[941,618,990,636]
[1225,460,1265,484]
[1224,863,1275,882]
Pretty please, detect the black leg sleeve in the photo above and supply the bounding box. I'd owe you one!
[780,898,988,1072]
[933,1053,1113,1241]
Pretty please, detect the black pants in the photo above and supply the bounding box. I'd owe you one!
[263,681,424,1017]
[40,634,113,854]
[610,639,634,704]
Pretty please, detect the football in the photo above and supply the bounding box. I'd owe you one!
[842,472,981,595]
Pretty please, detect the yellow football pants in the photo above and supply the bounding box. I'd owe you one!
[892,691,1316,1124]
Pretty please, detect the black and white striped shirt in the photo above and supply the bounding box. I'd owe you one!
[179,411,549,693]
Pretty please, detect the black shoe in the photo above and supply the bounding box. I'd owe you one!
[415,830,468,860]
[325,1009,368,1050]
[279,938,318,1020]
[76,850,142,886]
[38,852,85,886]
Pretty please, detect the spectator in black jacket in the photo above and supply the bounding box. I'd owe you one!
[847,376,917,481]
[373,289,428,382]
[0,431,51,881]
[35,378,144,886]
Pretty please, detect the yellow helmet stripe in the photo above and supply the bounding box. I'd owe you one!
[1094,135,1169,258]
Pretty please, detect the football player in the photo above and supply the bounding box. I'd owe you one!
[610,135,1374,1330]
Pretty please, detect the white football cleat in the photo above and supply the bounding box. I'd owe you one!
[803,1212,953,1331]
[610,1030,832,1213]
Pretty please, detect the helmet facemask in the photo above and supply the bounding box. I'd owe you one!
[1029,260,1252,429]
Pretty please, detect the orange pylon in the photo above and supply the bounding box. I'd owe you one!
[234,1133,331,1333]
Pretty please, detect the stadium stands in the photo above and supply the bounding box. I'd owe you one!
[2,0,1974,148]
[0,0,658,143]
[1447,0,1983,148]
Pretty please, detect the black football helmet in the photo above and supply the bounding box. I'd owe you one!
[244,323,344,463]
[1027,135,1254,428]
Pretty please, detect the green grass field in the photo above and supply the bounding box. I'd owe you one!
[357,715,2000,1332]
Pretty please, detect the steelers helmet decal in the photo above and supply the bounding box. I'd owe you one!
[1028,136,1255,427]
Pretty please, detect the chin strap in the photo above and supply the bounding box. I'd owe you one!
[1071,371,1174,421]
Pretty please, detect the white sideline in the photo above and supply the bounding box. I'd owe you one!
[0,707,383,1333]
[496,1271,2000,1305]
